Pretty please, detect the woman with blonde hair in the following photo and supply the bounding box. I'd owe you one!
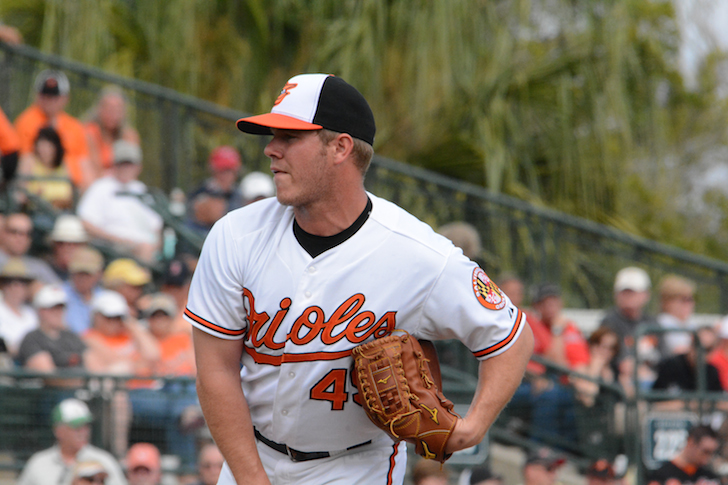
[657,274,697,357]
[84,86,140,180]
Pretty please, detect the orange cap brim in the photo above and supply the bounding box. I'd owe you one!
[236,113,323,135]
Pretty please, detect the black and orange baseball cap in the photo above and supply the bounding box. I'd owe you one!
[34,70,70,96]
[236,74,376,145]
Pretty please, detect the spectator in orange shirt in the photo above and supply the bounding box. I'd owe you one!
[528,283,590,370]
[131,293,199,471]
[0,105,21,184]
[84,86,140,181]
[13,70,92,189]
[507,284,586,443]
[83,290,160,376]
[142,293,195,377]
[708,317,728,391]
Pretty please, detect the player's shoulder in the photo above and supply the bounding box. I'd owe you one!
[369,193,454,257]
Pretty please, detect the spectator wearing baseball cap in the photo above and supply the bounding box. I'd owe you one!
[522,447,566,485]
[17,285,88,385]
[598,267,657,378]
[102,258,151,318]
[585,459,619,485]
[186,145,245,236]
[62,246,105,335]
[130,293,199,469]
[141,293,195,377]
[77,140,163,264]
[14,69,92,188]
[83,289,160,377]
[47,214,90,281]
[239,171,275,205]
[16,398,126,485]
[125,443,162,485]
[0,257,38,356]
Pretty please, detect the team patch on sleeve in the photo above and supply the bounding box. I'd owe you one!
[472,267,506,310]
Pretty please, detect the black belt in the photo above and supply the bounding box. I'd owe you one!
[254,428,372,462]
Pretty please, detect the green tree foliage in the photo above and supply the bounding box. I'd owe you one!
[3,0,728,258]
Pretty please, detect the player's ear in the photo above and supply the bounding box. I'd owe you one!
[330,133,355,165]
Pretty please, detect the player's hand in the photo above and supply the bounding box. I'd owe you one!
[444,417,484,454]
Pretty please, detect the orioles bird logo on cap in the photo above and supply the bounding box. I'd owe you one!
[274,83,297,106]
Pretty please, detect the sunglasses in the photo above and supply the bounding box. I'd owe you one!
[79,476,106,484]
[6,227,31,237]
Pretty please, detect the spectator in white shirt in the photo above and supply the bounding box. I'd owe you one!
[76,140,162,263]
[0,257,38,356]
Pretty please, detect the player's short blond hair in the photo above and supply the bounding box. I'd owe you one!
[318,129,373,175]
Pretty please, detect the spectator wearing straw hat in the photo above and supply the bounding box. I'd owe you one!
[13,69,92,189]
[0,257,38,356]
[47,214,90,281]
[67,461,109,485]
[77,140,163,263]
[63,246,106,335]
[17,398,125,485]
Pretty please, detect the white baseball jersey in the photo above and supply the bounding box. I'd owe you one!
[184,192,525,457]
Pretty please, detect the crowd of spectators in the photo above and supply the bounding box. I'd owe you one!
[0,67,278,484]
[437,220,728,483]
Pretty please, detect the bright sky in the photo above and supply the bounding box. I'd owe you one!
[675,0,728,88]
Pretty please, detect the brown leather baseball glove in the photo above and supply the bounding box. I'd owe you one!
[351,332,459,462]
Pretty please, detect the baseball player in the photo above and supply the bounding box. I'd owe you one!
[186,73,534,485]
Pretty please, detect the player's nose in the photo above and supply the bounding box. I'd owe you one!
[264,138,282,159]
